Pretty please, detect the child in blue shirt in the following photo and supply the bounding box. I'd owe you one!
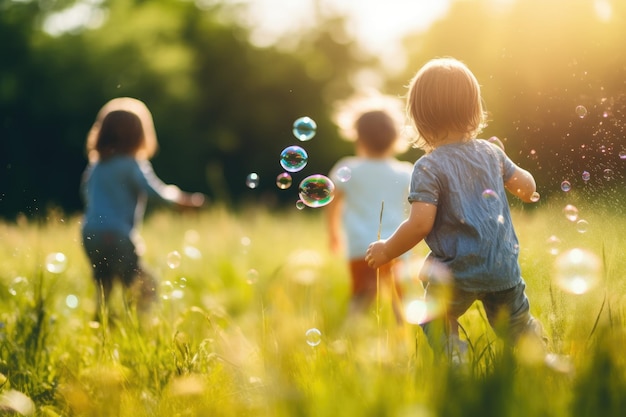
[81,97,205,322]
[365,58,545,358]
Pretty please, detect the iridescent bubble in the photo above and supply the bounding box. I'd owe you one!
[166,251,182,269]
[575,105,587,118]
[292,116,317,141]
[176,277,187,288]
[246,269,259,285]
[334,166,352,183]
[246,173,260,189]
[482,189,498,201]
[305,328,322,347]
[554,248,601,294]
[65,294,79,309]
[276,172,293,190]
[560,180,571,192]
[581,171,590,182]
[576,219,589,233]
[280,146,308,173]
[620,151,626,160]
[295,200,306,210]
[546,235,561,256]
[530,192,541,202]
[298,175,335,208]
[563,204,579,222]
[603,168,614,180]
[46,252,67,274]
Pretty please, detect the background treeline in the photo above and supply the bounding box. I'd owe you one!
[1,0,625,219]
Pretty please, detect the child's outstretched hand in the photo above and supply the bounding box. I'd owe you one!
[177,192,208,210]
[365,240,390,269]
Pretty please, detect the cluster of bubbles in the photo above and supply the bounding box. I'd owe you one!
[543,103,618,295]
[244,116,343,210]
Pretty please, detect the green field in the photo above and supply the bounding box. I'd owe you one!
[1,201,625,416]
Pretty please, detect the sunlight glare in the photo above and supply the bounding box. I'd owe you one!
[594,0,612,22]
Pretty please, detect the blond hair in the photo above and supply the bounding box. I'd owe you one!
[407,57,486,152]
[86,97,158,162]
[333,89,409,155]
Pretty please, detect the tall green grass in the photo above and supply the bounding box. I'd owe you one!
[0,202,624,416]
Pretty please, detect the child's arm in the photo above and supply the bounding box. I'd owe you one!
[366,201,436,269]
[505,166,536,203]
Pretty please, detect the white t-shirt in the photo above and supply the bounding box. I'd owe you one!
[330,156,413,259]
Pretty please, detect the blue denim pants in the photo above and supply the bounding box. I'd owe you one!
[420,281,542,356]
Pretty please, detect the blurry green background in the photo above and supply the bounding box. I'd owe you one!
[1,0,625,219]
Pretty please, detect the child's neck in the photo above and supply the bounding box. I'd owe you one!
[433,131,470,148]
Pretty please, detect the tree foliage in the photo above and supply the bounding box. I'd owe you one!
[1,0,625,219]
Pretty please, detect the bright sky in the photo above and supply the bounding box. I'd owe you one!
[43,0,451,72]
[237,0,451,72]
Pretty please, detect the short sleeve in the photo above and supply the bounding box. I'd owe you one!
[408,158,440,205]
[498,148,517,182]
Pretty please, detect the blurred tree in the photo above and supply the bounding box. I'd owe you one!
[0,0,370,219]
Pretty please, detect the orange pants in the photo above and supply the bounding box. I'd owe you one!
[349,258,403,303]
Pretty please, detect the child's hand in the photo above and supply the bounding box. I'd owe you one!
[365,240,390,269]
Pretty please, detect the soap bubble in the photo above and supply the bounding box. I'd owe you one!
[305,328,322,346]
[161,281,175,300]
[563,204,579,222]
[620,151,626,160]
[295,200,306,210]
[9,276,29,297]
[546,235,561,255]
[46,252,67,274]
[560,180,571,192]
[334,166,352,183]
[246,173,260,189]
[581,171,590,182]
[292,116,317,141]
[481,189,498,201]
[530,192,541,202]
[276,172,293,189]
[575,105,587,118]
[175,277,187,288]
[603,168,614,180]
[298,175,335,208]
[65,294,79,309]
[246,269,259,285]
[554,248,601,295]
[576,219,589,233]
[166,251,182,269]
[280,146,308,173]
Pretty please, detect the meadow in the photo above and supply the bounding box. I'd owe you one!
[0,199,625,417]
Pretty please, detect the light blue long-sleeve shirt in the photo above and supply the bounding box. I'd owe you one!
[409,139,523,292]
[81,156,175,237]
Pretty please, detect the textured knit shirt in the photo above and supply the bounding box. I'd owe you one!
[330,157,413,259]
[81,156,175,237]
[408,139,522,292]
